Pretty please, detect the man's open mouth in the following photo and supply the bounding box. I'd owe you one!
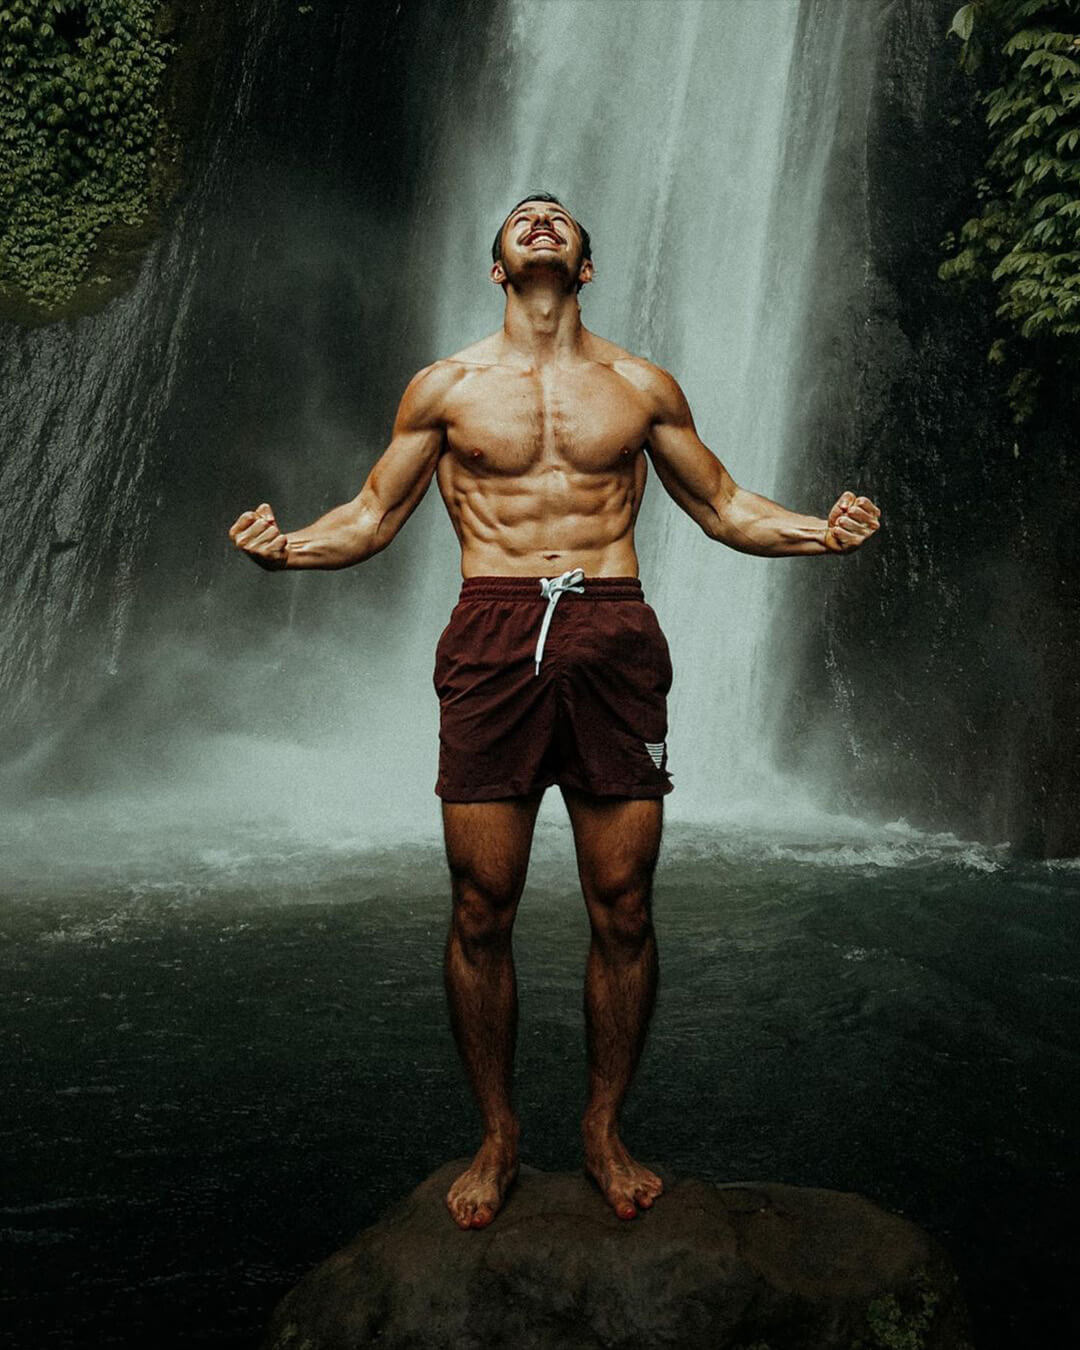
[525,231,561,245]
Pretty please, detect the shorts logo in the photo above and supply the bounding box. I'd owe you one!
[644,740,666,769]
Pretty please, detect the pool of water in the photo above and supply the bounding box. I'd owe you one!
[2,813,1078,1347]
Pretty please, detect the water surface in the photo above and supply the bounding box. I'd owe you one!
[3,811,1078,1347]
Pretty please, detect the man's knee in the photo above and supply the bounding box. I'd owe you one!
[585,869,655,948]
[449,871,522,952]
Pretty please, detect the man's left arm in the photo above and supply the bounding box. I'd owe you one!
[641,365,881,556]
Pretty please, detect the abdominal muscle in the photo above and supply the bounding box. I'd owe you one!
[437,455,645,579]
[460,534,641,579]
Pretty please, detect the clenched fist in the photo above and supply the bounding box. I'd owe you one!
[824,490,881,554]
[229,502,289,570]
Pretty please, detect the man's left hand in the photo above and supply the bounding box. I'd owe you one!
[824,490,881,553]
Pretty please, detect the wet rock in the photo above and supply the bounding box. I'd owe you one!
[263,1159,973,1349]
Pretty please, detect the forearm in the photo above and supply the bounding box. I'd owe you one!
[282,496,383,569]
[715,486,832,557]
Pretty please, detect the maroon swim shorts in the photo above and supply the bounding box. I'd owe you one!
[433,573,674,802]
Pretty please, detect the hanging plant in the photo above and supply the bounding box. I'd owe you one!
[0,0,175,316]
[939,0,1080,422]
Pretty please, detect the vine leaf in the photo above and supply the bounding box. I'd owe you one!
[951,4,977,42]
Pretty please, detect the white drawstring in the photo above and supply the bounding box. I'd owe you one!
[534,567,585,675]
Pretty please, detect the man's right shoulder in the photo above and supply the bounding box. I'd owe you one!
[397,358,469,427]
[399,338,502,425]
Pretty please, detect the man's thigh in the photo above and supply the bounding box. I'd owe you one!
[558,786,663,906]
[441,791,546,902]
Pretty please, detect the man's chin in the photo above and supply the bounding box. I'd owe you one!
[511,257,575,285]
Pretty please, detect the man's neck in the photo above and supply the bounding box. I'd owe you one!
[500,280,585,367]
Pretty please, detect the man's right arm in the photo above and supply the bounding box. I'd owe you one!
[228,362,457,571]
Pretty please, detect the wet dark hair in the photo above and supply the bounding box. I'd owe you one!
[491,191,593,289]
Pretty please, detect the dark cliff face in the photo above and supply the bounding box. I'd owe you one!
[0,0,508,775]
[770,0,1080,858]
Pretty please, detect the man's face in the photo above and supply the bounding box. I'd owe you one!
[491,201,592,291]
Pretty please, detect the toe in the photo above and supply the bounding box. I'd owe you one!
[447,1195,471,1229]
[641,1173,663,1199]
[471,1202,495,1228]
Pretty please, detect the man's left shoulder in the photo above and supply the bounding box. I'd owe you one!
[606,352,685,416]
[581,332,685,412]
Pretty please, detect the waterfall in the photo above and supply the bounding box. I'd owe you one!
[411,0,865,832]
[0,0,879,857]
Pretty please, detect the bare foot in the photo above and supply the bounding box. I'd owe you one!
[583,1124,664,1220]
[445,1132,519,1230]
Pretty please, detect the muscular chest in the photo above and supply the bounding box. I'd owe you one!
[443,365,650,475]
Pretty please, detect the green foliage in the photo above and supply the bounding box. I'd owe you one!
[940,0,1080,422]
[860,1294,927,1349]
[852,1271,941,1350]
[0,0,174,310]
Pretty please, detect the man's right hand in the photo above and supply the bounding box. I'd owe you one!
[229,502,289,570]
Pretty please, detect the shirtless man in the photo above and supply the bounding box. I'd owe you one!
[228,193,881,1232]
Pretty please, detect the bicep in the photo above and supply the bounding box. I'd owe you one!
[644,375,737,538]
[353,366,450,529]
[359,425,442,523]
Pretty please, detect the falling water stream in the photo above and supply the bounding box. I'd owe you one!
[406,0,863,832]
